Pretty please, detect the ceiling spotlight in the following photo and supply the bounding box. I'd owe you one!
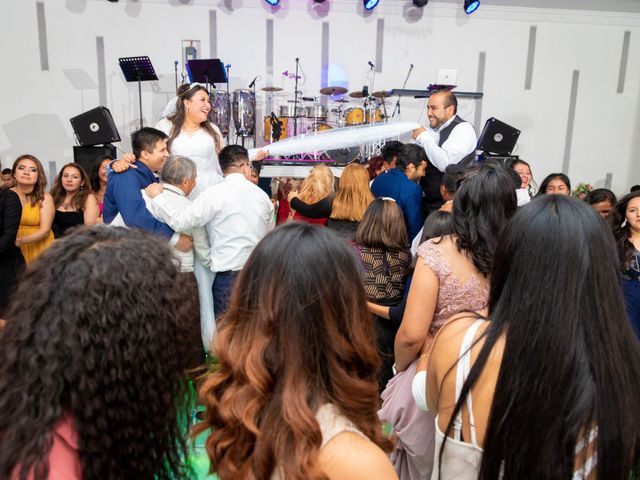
[363,0,380,10]
[464,0,480,14]
[314,0,327,3]
[264,0,280,5]
[413,0,428,6]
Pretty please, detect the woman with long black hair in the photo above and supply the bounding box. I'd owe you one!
[424,195,640,479]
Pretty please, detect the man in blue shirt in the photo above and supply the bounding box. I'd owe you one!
[103,127,191,250]
[371,144,428,241]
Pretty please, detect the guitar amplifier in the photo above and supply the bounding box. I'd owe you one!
[70,106,121,146]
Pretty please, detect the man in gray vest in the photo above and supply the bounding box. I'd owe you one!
[412,89,477,213]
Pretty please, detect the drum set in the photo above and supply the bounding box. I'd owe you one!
[260,86,394,144]
[206,84,396,161]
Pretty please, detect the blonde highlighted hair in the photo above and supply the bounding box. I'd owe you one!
[297,164,335,204]
[331,164,374,222]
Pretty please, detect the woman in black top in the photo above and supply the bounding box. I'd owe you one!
[50,163,99,238]
[0,187,25,316]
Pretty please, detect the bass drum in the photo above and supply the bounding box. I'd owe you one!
[343,107,364,126]
[232,89,256,136]
[209,92,231,135]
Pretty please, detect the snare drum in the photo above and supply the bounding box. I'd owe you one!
[304,105,328,120]
[263,116,289,142]
[343,107,364,126]
[279,104,301,118]
[232,89,256,136]
[365,107,383,124]
[209,92,231,135]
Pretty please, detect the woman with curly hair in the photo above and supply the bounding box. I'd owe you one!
[194,223,397,480]
[0,226,197,480]
[10,154,54,263]
[288,164,335,225]
[50,163,100,238]
[611,191,640,339]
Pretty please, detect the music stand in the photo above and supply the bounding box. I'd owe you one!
[119,56,158,129]
[186,59,228,90]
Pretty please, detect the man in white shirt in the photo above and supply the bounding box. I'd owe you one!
[412,90,477,213]
[145,145,275,319]
[143,155,211,273]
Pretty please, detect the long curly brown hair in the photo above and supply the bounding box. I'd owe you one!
[11,154,47,206]
[611,191,640,272]
[0,226,197,480]
[168,83,222,153]
[193,223,393,479]
[50,163,93,211]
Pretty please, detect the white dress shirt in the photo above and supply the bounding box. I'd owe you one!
[142,184,211,273]
[415,116,477,173]
[150,173,275,273]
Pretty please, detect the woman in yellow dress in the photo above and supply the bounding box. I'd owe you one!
[10,155,54,263]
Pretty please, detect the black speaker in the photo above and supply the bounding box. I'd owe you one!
[70,106,121,146]
[477,117,520,156]
[73,145,117,175]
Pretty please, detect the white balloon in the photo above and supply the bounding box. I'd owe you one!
[249,122,421,158]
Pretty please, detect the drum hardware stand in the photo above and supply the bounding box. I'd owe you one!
[391,64,413,120]
[118,56,159,129]
[225,64,232,144]
[293,57,300,136]
[248,75,259,147]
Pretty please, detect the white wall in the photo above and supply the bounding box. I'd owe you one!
[1,0,639,194]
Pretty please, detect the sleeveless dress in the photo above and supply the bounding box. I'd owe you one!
[17,201,54,263]
[52,210,84,238]
[378,238,489,480]
[271,403,368,480]
[429,320,597,480]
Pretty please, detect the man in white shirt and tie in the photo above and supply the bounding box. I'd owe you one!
[145,145,275,318]
[412,89,477,213]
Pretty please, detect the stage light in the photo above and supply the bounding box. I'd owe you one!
[314,0,327,3]
[264,0,279,5]
[464,0,480,14]
[363,0,380,10]
[413,0,429,6]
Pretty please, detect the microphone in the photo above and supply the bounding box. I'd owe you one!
[410,64,414,69]
[301,96,315,102]
[368,61,375,69]
[249,76,258,88]
[174,60,179,66]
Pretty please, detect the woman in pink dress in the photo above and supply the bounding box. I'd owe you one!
[379,164,517,479]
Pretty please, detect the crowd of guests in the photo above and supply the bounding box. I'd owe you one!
[1,86,639,479]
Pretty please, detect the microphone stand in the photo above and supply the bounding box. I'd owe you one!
[293,58,300,137]
[392,64,414,120]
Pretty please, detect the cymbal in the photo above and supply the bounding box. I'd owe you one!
[372,90,394,98]
[320,86,348,96]
[262,86,283,92]
[349,91,366,99]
